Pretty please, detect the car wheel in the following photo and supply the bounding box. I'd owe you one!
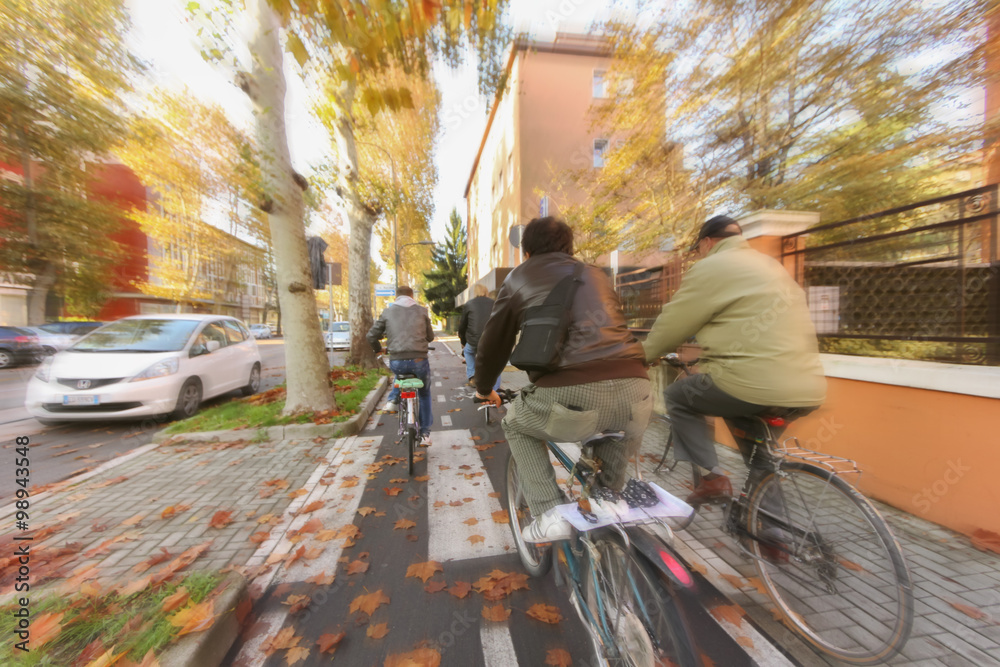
[241,363,261,396]
[0,349,11,368]
[172,378,202,420]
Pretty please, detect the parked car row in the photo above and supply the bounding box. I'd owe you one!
[0,326,44,368]
[24,314,262,424]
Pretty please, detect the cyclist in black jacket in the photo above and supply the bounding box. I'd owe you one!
[458,284,500,391]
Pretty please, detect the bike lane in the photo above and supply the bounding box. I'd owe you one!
[226,344,764,666]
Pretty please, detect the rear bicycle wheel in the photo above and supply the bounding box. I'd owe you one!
[406,425,416,476]
[747,462,913,665]
[583,533,698,667]
[505,452,552,577]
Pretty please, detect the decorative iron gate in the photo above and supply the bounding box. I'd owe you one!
[782,184,1000,366]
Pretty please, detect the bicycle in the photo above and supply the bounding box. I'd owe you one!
[476,387,517,425]
[380,347,434,476]
[480,392,700,667]
[654,353,914,665]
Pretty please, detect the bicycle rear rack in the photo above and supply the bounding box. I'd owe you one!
[774,436,862,478]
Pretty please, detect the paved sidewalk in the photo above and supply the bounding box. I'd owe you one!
[636,437,1000,666]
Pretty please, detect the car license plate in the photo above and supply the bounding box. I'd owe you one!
[63,395,99,406]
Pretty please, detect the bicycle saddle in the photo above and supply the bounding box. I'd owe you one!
[395,373,420,380]
[757,406,818,426]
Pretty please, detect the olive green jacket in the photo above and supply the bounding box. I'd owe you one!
[642,236,826,407]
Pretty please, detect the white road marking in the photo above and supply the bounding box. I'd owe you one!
[435,381,442,387]
[427,429,516,561]
[441,415,452,427]
[437,394,446,402]
[234,435,382,666]
[481,621,520,667]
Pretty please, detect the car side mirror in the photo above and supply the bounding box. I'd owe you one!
[206,340,221,353]
[190,343,207,357]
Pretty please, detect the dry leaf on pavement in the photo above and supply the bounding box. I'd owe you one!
[284,645,310,665]
[526,603,563,624]
[463,517,479,526]
[491,511,509,524]
[467,535,485,545]
[349,590,390,616]
[346,560,370,575]
[394,519,417,530]
[262,626,301,655]
[306,571,335,585]
[357,507,377,517]
[132,548,172,574]
[424,580,447,593]
[384,487,403,497]
[169,600,215,636]
[161,588,190,613]
[367,622,390,639]
[709,604,745,628]
[249,531,271,544]
[296,500,325,516]
[30,612,63,649]
[481,604,511,622]
[208,510,234,528]
[448,581,472,599]
[545,648,572,666]
[384,647,441,667]
[406,560,443,583]
[316,631,346,654]
[473,570,530,601]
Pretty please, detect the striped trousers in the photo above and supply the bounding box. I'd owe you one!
[501,377,652,516]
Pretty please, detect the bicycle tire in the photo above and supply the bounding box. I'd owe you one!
[504,452,552,577]
[406,426,416,475]
[746,461,913,665]
[582,531,699,667]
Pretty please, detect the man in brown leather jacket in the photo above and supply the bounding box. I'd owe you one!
[474,217,652,542]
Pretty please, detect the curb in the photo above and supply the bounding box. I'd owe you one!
[159,571,249,667]
[152,375,390,445]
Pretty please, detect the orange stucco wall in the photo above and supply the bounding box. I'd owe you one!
[713,366,1000,538]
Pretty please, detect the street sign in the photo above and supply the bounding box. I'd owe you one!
[327,262,342,286]
[374,283,395,297]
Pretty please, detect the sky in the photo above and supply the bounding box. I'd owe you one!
[124,0,634,242]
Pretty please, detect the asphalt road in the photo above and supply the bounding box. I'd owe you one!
[225,344,762,667]
[0,340,346,501]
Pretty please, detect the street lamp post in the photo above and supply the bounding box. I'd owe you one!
[395,241,435,288]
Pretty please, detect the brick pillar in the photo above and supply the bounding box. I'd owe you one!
[736,209,819,284]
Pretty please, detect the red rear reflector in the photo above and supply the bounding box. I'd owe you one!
[14,336,29,343]
[764,416,786,427]
[400,391,416,399]
[659,550,694,587]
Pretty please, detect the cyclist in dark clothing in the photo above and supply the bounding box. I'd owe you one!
[458,284,501,391]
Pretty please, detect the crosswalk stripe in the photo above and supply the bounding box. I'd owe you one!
[427,429,516,562]
[233,436,382,666]
[441,415,452,427]
[481,621,520,667]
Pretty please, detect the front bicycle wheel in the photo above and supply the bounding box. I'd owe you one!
[505,452,552,577]
[746,462,913,665]
[583,533,698,667]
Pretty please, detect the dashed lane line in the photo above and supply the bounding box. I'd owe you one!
[426,429,516,562]
[481,620,520,667]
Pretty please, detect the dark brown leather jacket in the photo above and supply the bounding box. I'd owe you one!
[474,252,647,394]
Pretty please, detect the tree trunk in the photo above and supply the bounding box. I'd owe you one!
[247,0,333,412]
[329,75,379,370]
[25,262,56,325]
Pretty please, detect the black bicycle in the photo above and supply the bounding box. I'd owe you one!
[655,353,914,665]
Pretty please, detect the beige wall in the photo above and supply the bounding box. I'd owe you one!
[466,40,611,285]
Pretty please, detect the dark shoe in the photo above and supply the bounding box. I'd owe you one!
[685,475,733,506]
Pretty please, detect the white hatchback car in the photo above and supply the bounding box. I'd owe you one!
[25,314,262,423]
[324,322,350,350]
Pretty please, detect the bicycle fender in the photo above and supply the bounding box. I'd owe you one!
[628,528,696,590]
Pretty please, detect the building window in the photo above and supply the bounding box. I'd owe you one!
[593,139,608,168]
[593,69,607,98]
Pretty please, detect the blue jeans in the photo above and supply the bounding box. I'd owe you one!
[388,358,432,436]
[464,343,501,391]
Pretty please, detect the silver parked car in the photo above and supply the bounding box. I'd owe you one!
[324,322,350,350]
[249,323,272,340]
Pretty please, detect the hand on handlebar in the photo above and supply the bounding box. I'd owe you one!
[474,390,502,408]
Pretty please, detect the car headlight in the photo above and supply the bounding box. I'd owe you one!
[131,357,179,382]
[35,357,54,382]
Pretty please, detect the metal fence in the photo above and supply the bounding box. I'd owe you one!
[782,184,1000,366]
[615,255,691,332]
